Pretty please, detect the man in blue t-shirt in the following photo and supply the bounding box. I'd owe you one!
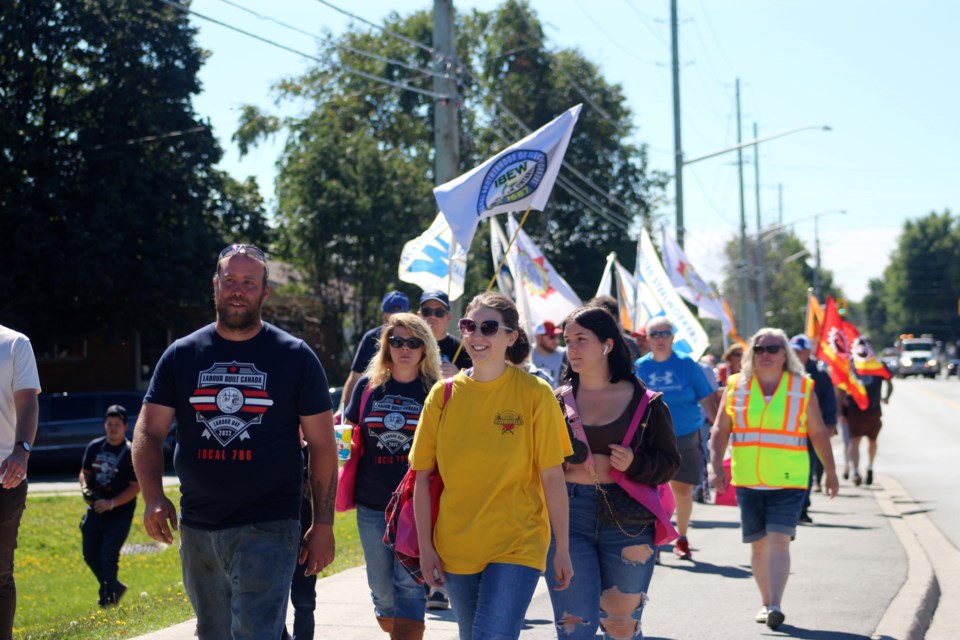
[634,316,718,560]
[80,404,139,607]
[132,244,337,639]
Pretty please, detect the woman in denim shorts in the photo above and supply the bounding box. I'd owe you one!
[709,328,839,630]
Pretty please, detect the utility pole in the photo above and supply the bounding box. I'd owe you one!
[671,0,684,247]
[433,0,459,184]
[736,79,752,337]
[754,122,765,329]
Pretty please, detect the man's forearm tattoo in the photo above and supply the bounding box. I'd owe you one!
[312,469,337,525]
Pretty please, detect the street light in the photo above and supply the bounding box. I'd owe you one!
[676,104,831,336]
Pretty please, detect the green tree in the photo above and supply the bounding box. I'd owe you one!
[0,0,267,342]
[723,231,842,337]
[880,210,960,342]
[236,0,666,368]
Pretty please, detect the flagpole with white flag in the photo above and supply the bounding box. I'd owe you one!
[397,212,466,300]
[433,104,583,252]
[659,227,732,336]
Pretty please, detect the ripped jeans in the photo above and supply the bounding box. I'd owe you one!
[546,482,657,640]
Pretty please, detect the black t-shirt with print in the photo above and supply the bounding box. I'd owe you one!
[345,376,430,511]
[82,436,137,520]
[145,323,331,530]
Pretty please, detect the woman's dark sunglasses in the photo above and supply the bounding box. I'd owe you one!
[219,243,267,262]
[387,336,424,350]
[419,307,448,319]
[458,318,513,337]
[753,344,784,355]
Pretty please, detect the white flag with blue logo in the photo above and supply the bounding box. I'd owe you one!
[397,212,466,301]
[433,104,583,251]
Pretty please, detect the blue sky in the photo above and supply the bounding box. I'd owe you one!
[188,0,958,302]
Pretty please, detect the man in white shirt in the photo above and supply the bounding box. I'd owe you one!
[0,324,41,639]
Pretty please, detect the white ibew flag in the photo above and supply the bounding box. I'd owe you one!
[433,104,582,251]
[660,230,731,335]
[506,214,581,335]
[397,212,466,301]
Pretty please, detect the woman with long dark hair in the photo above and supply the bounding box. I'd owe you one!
[547,305,680,639]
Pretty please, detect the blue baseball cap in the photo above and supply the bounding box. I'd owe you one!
[419,289,450,309]
[381,290,410,313]
[789,334,813,351]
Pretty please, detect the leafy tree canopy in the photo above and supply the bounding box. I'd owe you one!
[235,0,668,365]
[0,0,268,342]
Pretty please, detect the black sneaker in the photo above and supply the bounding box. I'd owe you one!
[766,607,785,629]
[106,582,128,607]
[426,588,450,610]
[866,469,873,486]
[798,511,813,525]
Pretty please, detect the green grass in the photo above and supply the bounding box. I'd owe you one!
[14,489,365,640]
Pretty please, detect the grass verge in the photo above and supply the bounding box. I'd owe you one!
[15,488,364,640]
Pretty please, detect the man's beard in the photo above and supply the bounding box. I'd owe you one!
[216,293,263,332]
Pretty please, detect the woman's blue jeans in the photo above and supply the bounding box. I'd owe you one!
[180,519,299,640]
[443,562,541,640]
[546,482,657,640]
[356,504,426,622]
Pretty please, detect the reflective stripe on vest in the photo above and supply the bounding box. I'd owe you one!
[726,372,811,489]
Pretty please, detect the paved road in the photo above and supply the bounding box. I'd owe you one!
[870,377,960,549]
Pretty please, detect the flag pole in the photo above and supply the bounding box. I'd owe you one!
[451,205,535,366]
[484,205,533,291]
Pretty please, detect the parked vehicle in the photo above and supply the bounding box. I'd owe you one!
[34,391,173,469]
[880,347,900,376]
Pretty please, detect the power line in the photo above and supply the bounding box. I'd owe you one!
[85,126,208,151]
[310,0,436,56]
[570,0,664,67]
[159,0,453,100]
[621,0,671,50]
[215,0,455,82]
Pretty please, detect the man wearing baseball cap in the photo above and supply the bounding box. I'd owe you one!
[339,291,411,415]
[789,334,837,524]
[418,289,471,379]
[79,404,140,606]
[532,320,566,384]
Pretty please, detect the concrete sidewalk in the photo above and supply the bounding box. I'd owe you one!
[133,472,951,639]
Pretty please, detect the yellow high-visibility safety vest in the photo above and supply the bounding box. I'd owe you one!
[725,372,812,489]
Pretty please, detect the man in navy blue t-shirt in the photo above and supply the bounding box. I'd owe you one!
[132,244,337,639]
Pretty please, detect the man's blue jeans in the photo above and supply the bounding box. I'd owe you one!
[80,509,133,605]
[356,504,425,622]
[443,562,541,640]
[180,519,300,640]
[546,483,657,640]
[0,482,27,640]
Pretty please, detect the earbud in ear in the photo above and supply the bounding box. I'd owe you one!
[602,346,609,355]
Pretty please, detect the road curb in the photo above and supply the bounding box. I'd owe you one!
[871,474,937,640]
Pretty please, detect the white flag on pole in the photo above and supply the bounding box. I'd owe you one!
[397,212,466,301]
[635,228,709,358]
[489,217,516,300]
[505,214,582,335]
[660,231,732,335]
[433,104,583,251]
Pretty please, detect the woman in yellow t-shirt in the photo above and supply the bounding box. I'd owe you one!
[409,292,573,640]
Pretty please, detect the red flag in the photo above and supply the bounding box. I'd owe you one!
[841,321,892,380]
[816,297,869,409]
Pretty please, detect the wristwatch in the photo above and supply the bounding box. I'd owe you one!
[15,441,32,453]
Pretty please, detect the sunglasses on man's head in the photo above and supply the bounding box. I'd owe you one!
[219,243,267,262]
[649,330,673,339]
[753,344,784,355]
[387,336,424,350]
[419,307,448,319]
[458,318,513,337]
